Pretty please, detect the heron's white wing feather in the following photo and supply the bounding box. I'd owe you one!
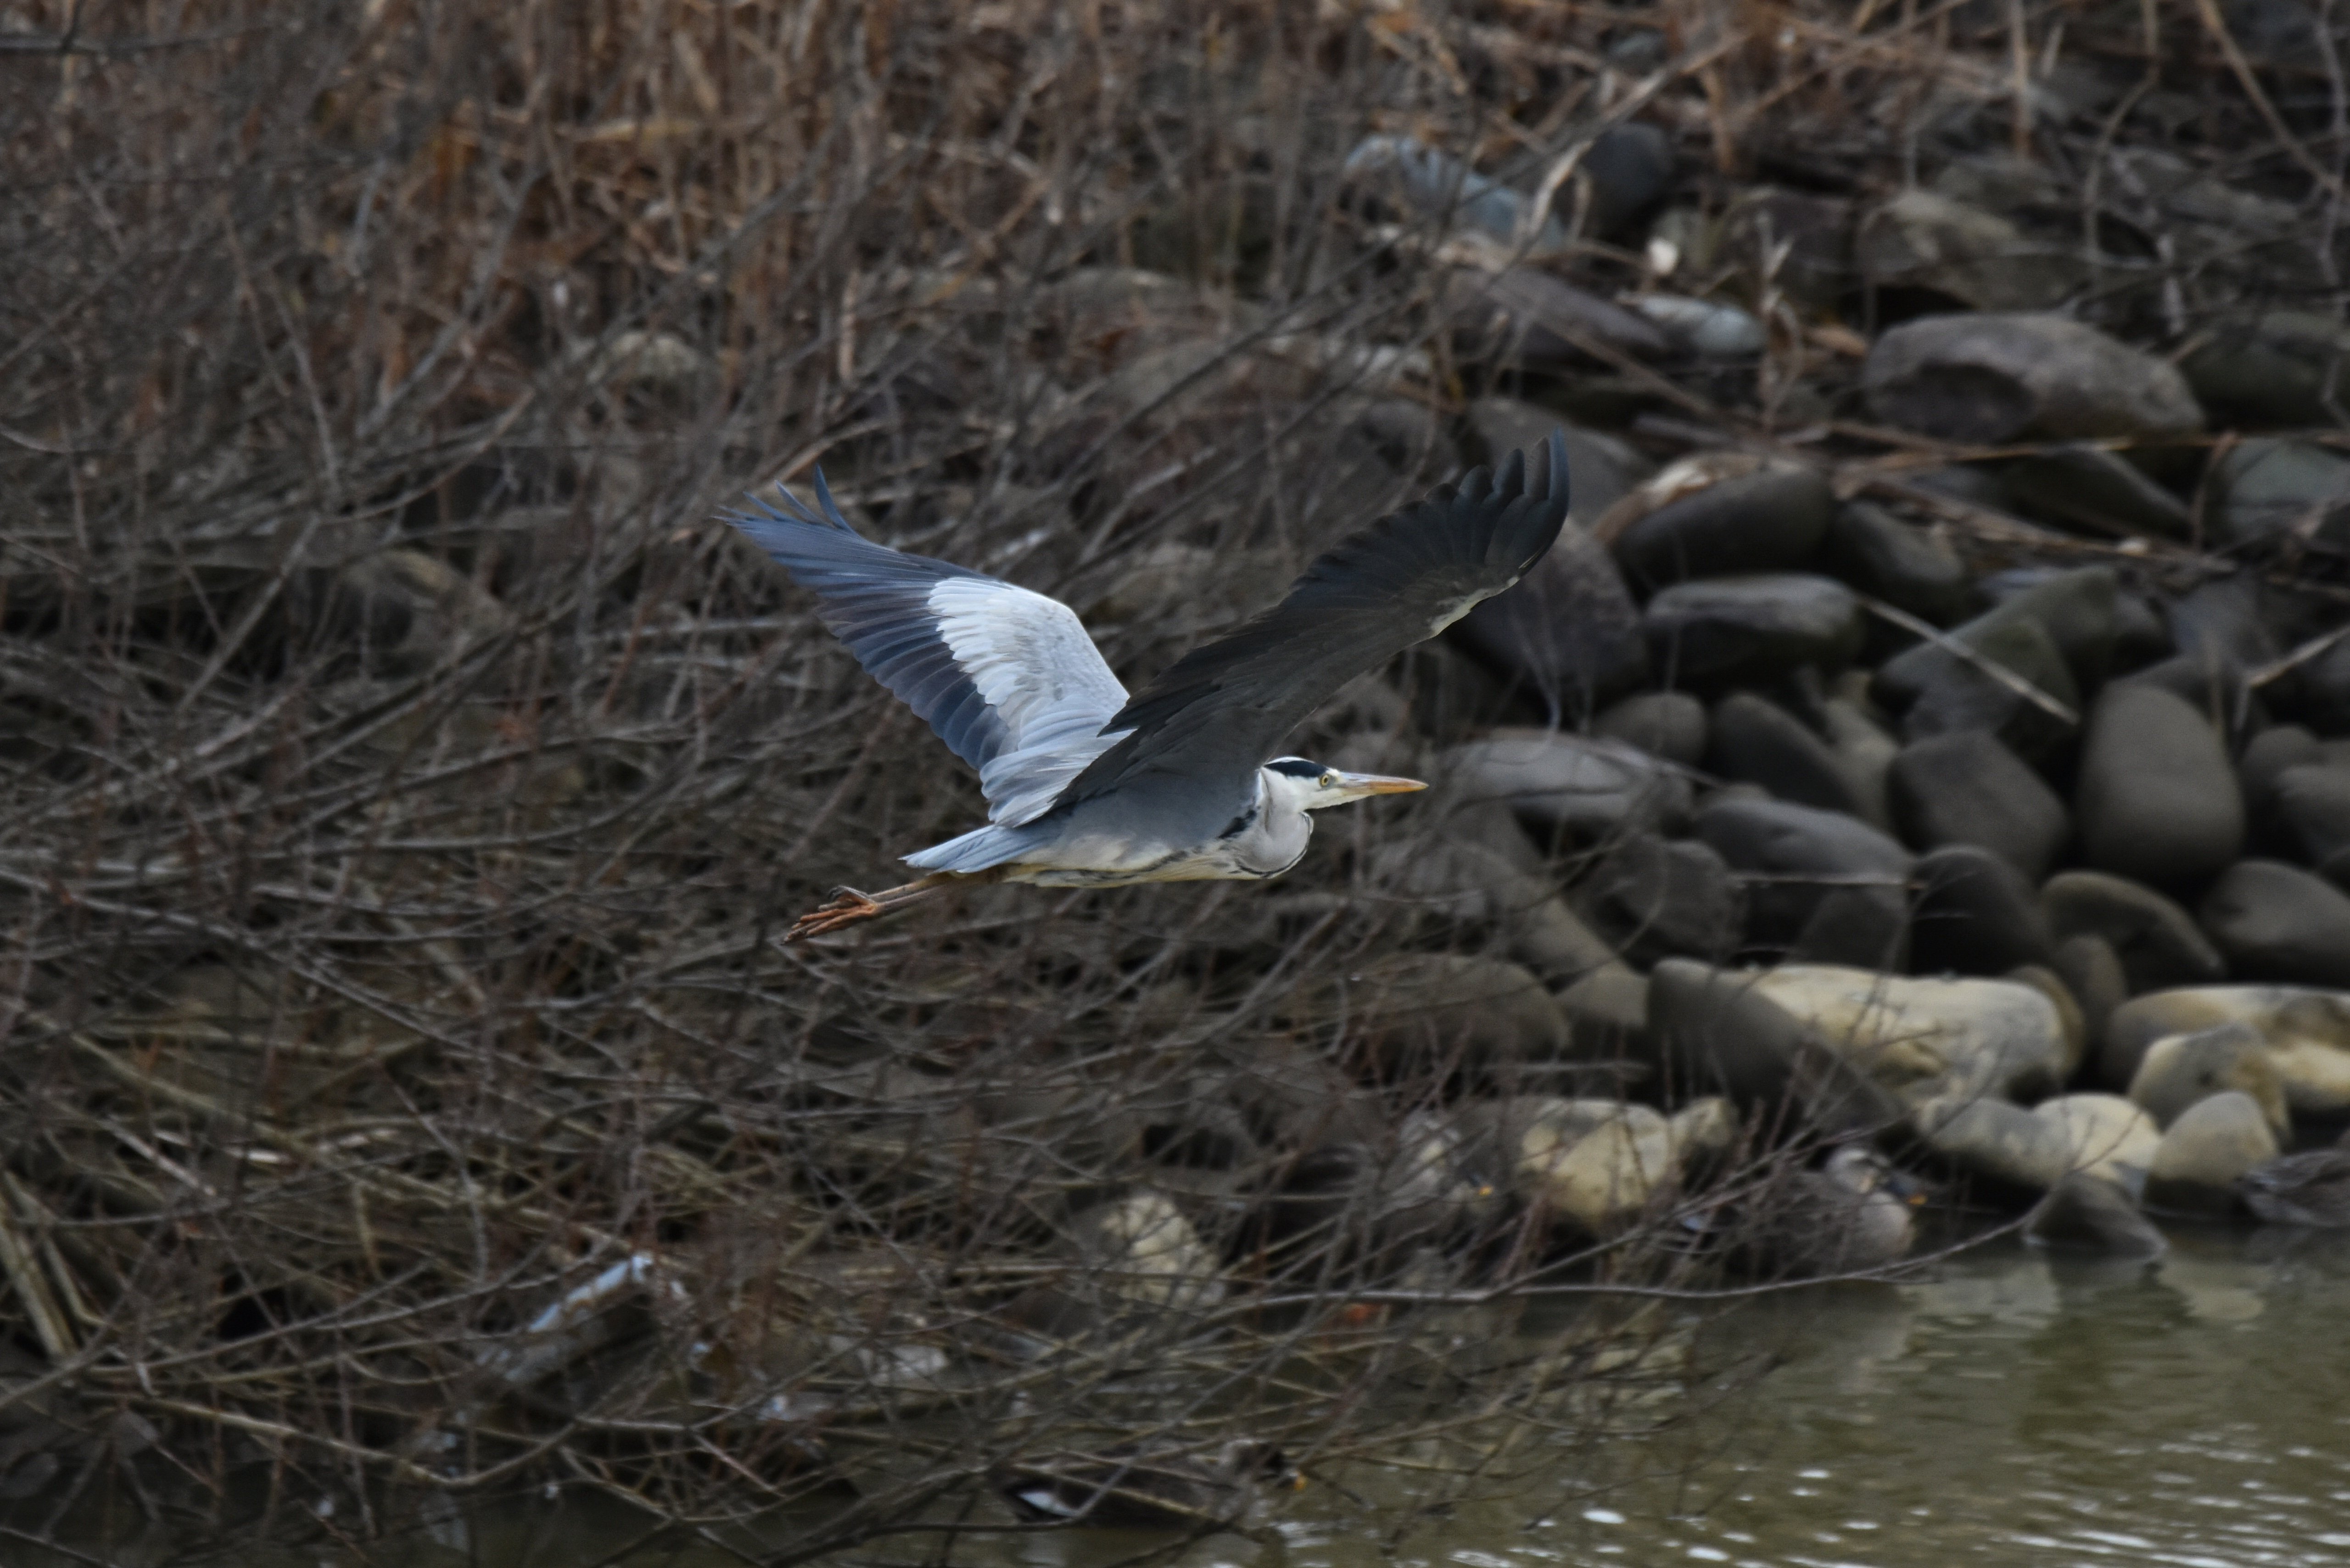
[927,578,1130,823]
[723,479,1128,826]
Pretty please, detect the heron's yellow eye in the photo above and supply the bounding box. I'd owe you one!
[1319,771,1337,787]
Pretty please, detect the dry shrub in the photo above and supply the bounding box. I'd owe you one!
[0,0,2339,1557]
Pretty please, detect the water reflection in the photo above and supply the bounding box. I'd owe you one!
[37,1229,2350,1567]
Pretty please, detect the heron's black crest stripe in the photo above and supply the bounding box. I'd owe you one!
[1264,758,1323,778]
[1056,430,1570,809]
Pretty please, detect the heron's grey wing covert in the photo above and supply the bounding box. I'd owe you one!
[1057,429,1570,806]
[729,429,1570,940]
[724,471,1130,826]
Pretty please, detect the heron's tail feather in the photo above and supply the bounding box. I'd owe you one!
[903,822,1037,875]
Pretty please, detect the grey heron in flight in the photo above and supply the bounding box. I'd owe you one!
[727,431,1569,941]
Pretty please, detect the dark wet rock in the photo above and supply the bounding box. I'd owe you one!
[1707,692,1868,816]
[1465,400,1655,529]
[1819,502,1970,625]
[1756,965,2070,1104]
[2273,764,2350,882]
[1452,521,1651,717]
[1363,817,1619,981]
[2052,933,2129,1057]
[1720,187,1854,312]
[1601,456,1835,590]
[2144,1092,2277,1218]
[2076,683,2244,887]
[2241,725,2322,818]
[2126,1020,2288,1133]
[2199,860,2350,984]
[2042,871,2228,993]
[1443,266,1674,372]
[2300,634,2350,735]
[2166,575,2283,687]
[1856,189,2079,311]
[1581,123,1678,239]
[1307,952,1568,1076]
[2211,438,2350,552]
[1439,729,1691,840]
[1695,795,1914,947]
[1593,690,1708,766]
[1646,959,1903,1133]
[1911,844,2054,975]
[1886,730,2070,881]
[1788,884,1911,969]
[2026,1173,2166,1256]
[2239,1147,2350,1227]
[1998,446,2193,542]
[1579,833,1742,966]
[2179,309,2350,429]
[1913,1094,2072,1193]
[1863,313,2204,445]
[1645,574,1862,684]
[1874,567,2114,762]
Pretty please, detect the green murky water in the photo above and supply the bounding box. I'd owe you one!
[27,1229,2350,1567]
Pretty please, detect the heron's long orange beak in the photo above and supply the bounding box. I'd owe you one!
[1330,770,1427,798]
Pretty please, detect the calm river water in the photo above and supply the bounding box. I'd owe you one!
[39,1226,2350,1567]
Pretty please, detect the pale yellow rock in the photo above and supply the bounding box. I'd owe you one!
[2104,986,2350,1114]
[1751,966,2069,1104]
[1515,1099,1675,1232]
[2034,1092,2161,1189]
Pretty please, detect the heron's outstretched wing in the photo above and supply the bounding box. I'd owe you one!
[1056,431,1569,807]
[724,473,1130,826]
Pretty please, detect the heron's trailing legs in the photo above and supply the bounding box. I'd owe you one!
[784,870,996,942]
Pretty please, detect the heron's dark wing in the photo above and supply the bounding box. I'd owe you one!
[724,474,1130,825]
[1057,430,1569,806]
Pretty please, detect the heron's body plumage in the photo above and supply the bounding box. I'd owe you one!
[722,435,1571,938]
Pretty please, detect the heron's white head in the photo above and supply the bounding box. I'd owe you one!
[1262,756,1427,812]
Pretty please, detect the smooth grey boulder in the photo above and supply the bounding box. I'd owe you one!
[2025,1172,2167,1256]
[1822,697,1900,831]
[1443,266,1675,371]
[1558,962,1652,1058]
[2076,683,2245,887]
[1788,883,1911,970]
[1452,521,1651,715]
[1580,832,1742,967]
[1695,795,1915,946]
[1873,571,2110,763]
[1647,959,1903,1134]
[1439,729,1692,840]
[2199,860,2350,984]
[1604,459,1835,590]
[1820,502,1970,625]
[1708,693,1869,817]
[1886,730,2070,880]
[1910,844,2055,975]
[2211,437,2350,551]
[2126,1020,2289,1133]
[2043,871,2227,994]
[1592,690,1708,766]
[2241,726,2323,818]
[1998,445,2193,542]
[2165,573,2283,684]
[2144,1092,2278,1218]
[2051,933,2128,1056]
[1863,312,2205,445]
[2180,309,2350,428]
[2272,764,2350,882]
[1363,815,1619,981]
[1856,189,2078,311]
[1645,574,1863,685]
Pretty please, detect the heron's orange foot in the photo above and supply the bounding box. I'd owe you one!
[784,887,884,942]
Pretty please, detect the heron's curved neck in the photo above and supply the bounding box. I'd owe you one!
[1226,767,1314,876]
